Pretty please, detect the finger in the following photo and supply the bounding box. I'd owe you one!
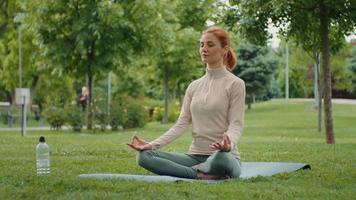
[131,135,139,144]
[136,136,147,145]
[210,143,219,149]
[214,143,222,150]
[133,135,147,145]
[126,143,139,151]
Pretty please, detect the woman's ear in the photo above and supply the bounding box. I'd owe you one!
[224,46,229,54]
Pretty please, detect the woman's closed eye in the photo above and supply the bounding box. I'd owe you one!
[200,41,215,48]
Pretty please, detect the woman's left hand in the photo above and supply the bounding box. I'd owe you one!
[210,133,231,152]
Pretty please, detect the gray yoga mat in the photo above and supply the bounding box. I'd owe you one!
[79,162,310,183]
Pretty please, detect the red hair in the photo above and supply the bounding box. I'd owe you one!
[203,27,237,70]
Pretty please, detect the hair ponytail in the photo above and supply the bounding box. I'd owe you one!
[224,48,237,71]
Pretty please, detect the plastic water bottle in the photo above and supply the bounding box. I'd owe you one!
[36,136,50,175]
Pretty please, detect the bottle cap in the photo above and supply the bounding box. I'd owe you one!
[39,136,46,142]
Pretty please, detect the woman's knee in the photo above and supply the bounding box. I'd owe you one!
[211,151,231,164]
[136,150,154,167]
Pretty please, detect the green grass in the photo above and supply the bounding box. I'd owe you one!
[0,100,355,199]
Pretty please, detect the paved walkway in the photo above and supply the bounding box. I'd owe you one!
[0,98,354,132]
[275,98,356,105]
[0,126,71,132]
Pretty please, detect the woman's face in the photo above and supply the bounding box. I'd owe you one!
[200,33,226,65]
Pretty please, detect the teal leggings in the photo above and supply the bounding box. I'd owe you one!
[137,150,241,179]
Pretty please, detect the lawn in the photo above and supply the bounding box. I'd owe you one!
[0,99,355,200]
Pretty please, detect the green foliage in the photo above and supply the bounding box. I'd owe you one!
[112,69,145,99]
[123,99,147,129]
[152,106,164,122]
[346,45,356,95]
[43,106,66,130]
[330,43,354,92]
[110,94,147,130]
[65,104,85,132]
[232,43,279,107]
[168,101,181,123]
[228,0,355,51]
[93,108,108,132]
[277,42,313,98]
[109,101,127,131]
[91,86,109,132]
[32,73,75,108]
[0,1,40,98]
[276,41,355,98]
[149,101,181,123]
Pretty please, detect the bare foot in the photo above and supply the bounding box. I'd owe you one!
[196,172,230,180]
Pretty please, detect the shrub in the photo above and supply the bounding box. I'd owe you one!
[110,94,147,129]
[109,102,127,131]
[65,104,85,132]
[168,101,181,123]
[93,107,108,132]
[123,102,147,129]
[152,106,164,122]
[143,98,163,121]
[43,106,66,130]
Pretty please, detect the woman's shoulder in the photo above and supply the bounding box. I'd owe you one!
[188,76,205,87]
[226,72,245,87]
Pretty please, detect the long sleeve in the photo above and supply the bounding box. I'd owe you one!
[149,83,194,149]
[225,80,245,148]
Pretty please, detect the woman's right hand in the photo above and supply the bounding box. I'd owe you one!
[127,135,153,151]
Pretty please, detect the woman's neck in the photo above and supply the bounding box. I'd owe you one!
[207,60,224,69]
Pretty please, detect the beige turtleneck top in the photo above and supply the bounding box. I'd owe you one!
[150,67,245,158]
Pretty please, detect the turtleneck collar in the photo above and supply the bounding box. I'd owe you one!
[205,66,229,79]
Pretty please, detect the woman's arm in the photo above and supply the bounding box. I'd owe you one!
[148,82,194,149]
[225,79,246,149]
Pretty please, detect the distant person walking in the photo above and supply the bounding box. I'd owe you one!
[77,86,89,111]
[127,27,246,180]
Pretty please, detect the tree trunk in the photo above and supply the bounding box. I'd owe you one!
[319,0,335,143]
[163,66,169,123]
[317,53,323,132]
[87,40,96,130]
[247,95,252,110]
[314,52,322,132]
[87,66,93,130]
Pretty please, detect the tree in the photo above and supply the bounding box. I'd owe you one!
[26,0,172,129]
[346,43,356,96]
[0,0,40,103]
[232,42,279,109]
[151,0,214,123]
[228,0,356,144]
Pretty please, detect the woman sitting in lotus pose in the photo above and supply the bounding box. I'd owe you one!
[127,26,245,180]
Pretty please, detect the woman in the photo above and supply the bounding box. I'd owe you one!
[127,27,245,180]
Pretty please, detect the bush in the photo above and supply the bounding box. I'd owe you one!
[93,107,108,132]
[152,106,164,122]
[43,106,66,130]
[168,101,181,123]
[142,98,163,121]
[65,105,85,132]
[109,102,127,131]
[110,94,147,129]
[123,102,147,129]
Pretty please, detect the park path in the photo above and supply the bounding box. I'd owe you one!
[0,98,355,132]
[279,98,356,105]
